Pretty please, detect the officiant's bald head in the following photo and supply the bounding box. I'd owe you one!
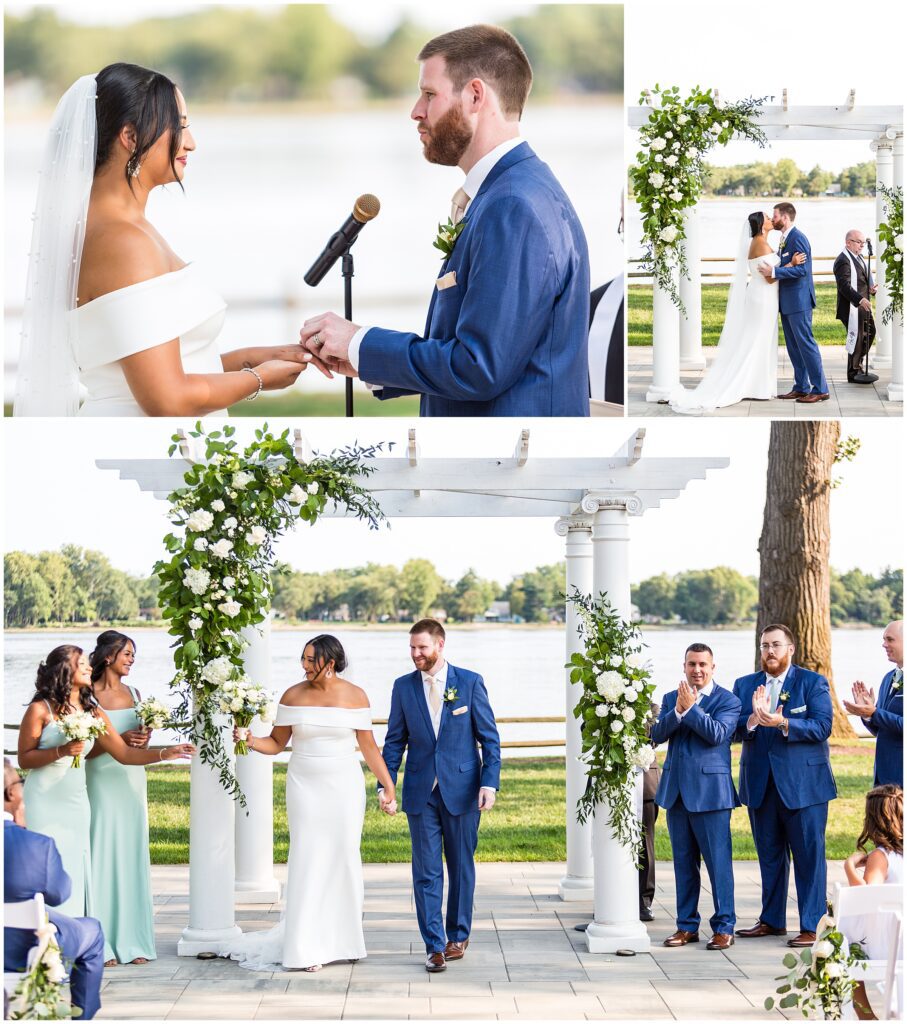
[845,230,867,254]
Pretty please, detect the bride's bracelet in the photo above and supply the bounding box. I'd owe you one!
[241,366,263,401]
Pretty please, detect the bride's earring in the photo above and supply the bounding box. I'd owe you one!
[129,150,141,178]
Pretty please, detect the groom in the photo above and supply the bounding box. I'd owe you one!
[758,203,828,403]
[379,619,501,972]
[300,24,590,416]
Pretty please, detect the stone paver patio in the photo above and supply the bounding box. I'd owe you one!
[628,345,901,418]
[94,861,852,1020]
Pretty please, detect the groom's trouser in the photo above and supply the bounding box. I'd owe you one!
[665,797,735,935]
[747,773,828,933]
[407,788,480,952]
[781,310,827,394]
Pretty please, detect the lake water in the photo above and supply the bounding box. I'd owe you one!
[3,102,624,405]
[4,625,885,757]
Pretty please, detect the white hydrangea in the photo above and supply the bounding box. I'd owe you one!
[211,499,226,512]
[223,517,238,530]
[184,567,211,595]
[595,705,609,718]
[677,113,689,125]
[289,484,307,504]
[595,671,625,701]
[230,697,244,713]
[223,576,236,590]
[670,191,683,202]
[622,706,636,723]
[672,141,680,150]
[188,616,203,630]
[193,538,209,551]
[650,136,666,151]
[218,599,242,618]
[186,509,214,532]
[622,684,639,701]
[201,656,232,686]
[211,539,234,558]
[648,171,665,188]
[659,225,679,243]
[633,744,656,769]
[233,471,254,489]
[664,154,679,167]
[307,481,320,495]
[246,525,267,546]
[610,719,623,734]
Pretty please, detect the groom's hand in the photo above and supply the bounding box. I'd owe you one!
[478,788,496,812]
[757,263,774,280]
[300,312,360,377]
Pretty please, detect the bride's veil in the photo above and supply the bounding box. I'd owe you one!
[14,74,98,417]
[712,222,753,353]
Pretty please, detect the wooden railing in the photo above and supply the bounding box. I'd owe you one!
[628,253,870,281]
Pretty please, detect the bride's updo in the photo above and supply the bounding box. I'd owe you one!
[94,63,184,185]
[748,211,765,238]
[304,635,348,674]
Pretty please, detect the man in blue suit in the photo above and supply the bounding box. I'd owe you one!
[651,643,741,951]
[844,620,903,786]
[758,202,828,403]
[4,760,104,1020]
[300,25,590,417]
[379,619,501,972]
[733,625,837,948]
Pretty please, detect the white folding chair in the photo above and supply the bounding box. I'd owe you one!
[833,883,904,1019]
[876,909,902,1020]
[3,892,47,996]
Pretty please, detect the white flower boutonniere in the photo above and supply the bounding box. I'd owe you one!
[891,676,902,693]
[778,691,790,705]
[434,219,465,260]
[443,687,458,704]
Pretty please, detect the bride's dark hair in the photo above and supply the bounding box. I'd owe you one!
[95,63,184,189]
[31,645,99,717]
[303,635,348,674]
[748,211,765,238]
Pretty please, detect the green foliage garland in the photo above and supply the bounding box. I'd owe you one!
[155,423,389,802]
[7,917,73,1020]
[877,183,903,326]
[630,85,767,310]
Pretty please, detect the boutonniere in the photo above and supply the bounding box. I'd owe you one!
[778,691,790,705]
[443,687,458,704]
[891,676,902,693]
[434,219,465,260]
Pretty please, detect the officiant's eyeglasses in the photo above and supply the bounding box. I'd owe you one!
[759,642,790,651]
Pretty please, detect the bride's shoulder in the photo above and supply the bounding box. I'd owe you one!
[338,680,370,710]
[279,683,307,706]
[79,221,173,304]
[748,240,773,258]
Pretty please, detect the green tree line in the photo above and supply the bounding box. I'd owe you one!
[701,158,877,198]
[632,566,901,627]
[4,5,623,104]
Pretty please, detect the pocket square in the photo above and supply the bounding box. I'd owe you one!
[452,706,468,716]
[790,705,807,714]
[436,270,457,291]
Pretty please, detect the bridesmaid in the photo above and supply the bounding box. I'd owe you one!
[86,631,156,967]
[17,645,193,920]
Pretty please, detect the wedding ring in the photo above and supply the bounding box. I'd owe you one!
[312,333,323,348]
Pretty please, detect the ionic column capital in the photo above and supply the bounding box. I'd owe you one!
[554,514,592,537]
[580,493,644,517]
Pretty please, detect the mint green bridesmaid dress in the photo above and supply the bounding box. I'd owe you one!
[22,706,94,918]
[86,687,156,963]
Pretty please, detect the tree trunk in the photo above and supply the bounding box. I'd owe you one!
[757,422,855,738]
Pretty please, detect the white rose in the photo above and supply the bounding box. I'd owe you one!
[622,707,636,723]
[261,701,277,724]
[672,177,679,184]
[211,499,226,512]
[672,141,680,150]
[307,481,320,495]
[648,171,665,188]
[610,719,623,734]
[664,154,679,167]
[223,517,238,530]
[664,131,673,139]
[824,962,845,978]
[246,525,267,546]
[595,705,609,718]
[188,616,203,630]
[233,471,254,489]
[223,576,236,589]
[650,137,666,151]
[218,599,242,618]
[652,201,660,209]
[894,253,903,262]
[812,939,835,959]
[659,225,679,243]
[710,123,722,135]
[289,484,307,504]
[193,538,209,551]
[895,233,904,250]
[677,113,689,125]
[622,685,638,701]
[186,509,214,532]
[721,120,729,128]
[47,960,67,984]
[229,490,237,498]
[183,567,211,595]
[654,153,663,162]
[230,697,244,713]
[670,191,683,202]
[211,539,233,558]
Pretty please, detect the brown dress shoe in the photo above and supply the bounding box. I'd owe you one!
[777,390,808,400]
[443,939,468,961]
[735,921,787,938]
[707,933,735,950]
[787,931,816,947]
[425,952,447,972]
[795,392,830,403]
[663,930,700,947]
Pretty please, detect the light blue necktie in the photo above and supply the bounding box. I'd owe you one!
[768,677,781,712]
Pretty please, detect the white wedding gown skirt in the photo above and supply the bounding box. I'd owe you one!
[670,254,779,414]
[220,705,371,971]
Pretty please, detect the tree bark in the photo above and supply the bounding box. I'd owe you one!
[757,421,855,738]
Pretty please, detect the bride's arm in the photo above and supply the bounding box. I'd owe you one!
[356,729,396,800]
[243,724,292,756]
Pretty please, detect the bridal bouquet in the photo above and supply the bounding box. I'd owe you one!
[216,680,276,755]
[134,697,171,731]
[57,711,107,768]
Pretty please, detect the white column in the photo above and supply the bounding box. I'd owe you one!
[646,267,681,403]
[178,699,242,956]
[871,139,894,369]
[679,206,705,370]
[888,133,903,403]
[235,619,281,903]
[556,516,594,901]
[582,496,650,954]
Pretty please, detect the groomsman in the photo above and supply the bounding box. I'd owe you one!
[844,620,903,787]
[733,625,836,948]
[651,644,741,950]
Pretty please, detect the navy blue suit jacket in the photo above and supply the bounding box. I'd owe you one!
[733,664,837,810]
[359,143,591,416]
[774,225,816,314]
[651,684,742,813]
[381,664,501,816]
[863,668,903,787]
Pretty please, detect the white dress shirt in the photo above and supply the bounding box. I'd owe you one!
[348,136,525,376]
[422,661,449,740]
[675,679,715,720]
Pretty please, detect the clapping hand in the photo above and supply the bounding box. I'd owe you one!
[749,685,783,728]
[676,680,695,714]
[843,680,876,718]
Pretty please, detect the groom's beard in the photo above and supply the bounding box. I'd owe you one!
[412,652,440,672]
[420,105,473,167]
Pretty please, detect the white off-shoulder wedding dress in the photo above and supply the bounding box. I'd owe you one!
[70,264,227,416]
[221,705,371,971]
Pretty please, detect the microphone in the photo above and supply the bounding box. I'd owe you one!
[304,194,380,287]
[865,237,874,258]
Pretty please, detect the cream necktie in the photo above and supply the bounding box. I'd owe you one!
[450,187,469,226]
[429,678,442,714]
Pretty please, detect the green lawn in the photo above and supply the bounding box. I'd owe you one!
[628,282,845,347]
[147,743,875,864]
[227,392,421,417]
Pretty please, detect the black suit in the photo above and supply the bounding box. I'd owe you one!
[590,280,624,405]
[833,250,876,374]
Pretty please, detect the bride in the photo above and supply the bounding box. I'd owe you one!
[669,211,805,415]
[221,636,397,972]
[14,63,321,417]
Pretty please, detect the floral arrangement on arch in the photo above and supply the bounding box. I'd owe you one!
[629,84,767,310]
[877,183,903,325]
[566,591,656,854]
[764,913,868,1019]
[155,423,389,801]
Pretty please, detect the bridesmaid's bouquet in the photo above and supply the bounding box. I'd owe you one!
[134,697,171,731]
[57,711,107,768]
[216,680,275,756]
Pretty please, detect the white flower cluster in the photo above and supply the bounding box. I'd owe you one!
[246,525,267,546]
[184,567,211,595]
[595,670,624,701]
[58,710,106,742]
[216,678,274,719]
[233,471,255,490]
[218,599,242,618]
[135,697,171,730]
[186,509,214,533]
[200,656,234,687]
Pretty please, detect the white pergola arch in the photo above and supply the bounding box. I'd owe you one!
[97,427,729,956]
[629,98,904,404]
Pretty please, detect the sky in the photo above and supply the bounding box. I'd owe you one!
[3,418,900,586]
[626,0,905,172]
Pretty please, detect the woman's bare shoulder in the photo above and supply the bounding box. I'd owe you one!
[749,239,772,257]
[338,680,371,709]
[79,220,175,303]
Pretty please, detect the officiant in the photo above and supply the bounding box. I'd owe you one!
[833,230,878,384]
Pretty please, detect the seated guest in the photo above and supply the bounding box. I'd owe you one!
[4,759,104,1020]
[589,275,624,413]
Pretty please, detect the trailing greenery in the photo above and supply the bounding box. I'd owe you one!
[144,746,876,863]
[6,916,72,1020]
[877,183,903,325]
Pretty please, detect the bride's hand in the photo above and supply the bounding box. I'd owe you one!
[790,251,807,266]
[254,359,311,391]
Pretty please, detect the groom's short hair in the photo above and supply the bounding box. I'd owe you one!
[774,202,797,221]
[410,618,446,641]
[418,25,533,119]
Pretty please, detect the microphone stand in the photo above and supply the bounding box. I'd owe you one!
[342,249,355,417]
